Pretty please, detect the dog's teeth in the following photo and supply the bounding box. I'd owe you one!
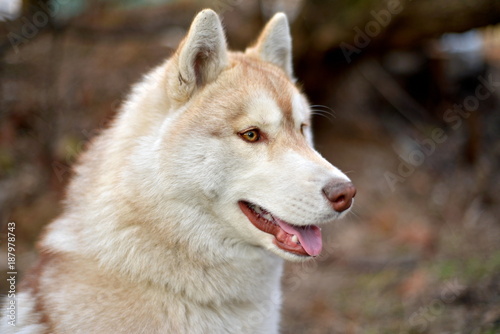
[254,206,263,214]
[291,235,299,244]
[262,213,273,221]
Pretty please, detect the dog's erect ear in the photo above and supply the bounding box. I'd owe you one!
[246,13,293,79]
[168,9,228,102]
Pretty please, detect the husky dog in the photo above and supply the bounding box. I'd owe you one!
[2,9,355,333]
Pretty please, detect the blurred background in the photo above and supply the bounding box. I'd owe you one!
[1,0,500,333]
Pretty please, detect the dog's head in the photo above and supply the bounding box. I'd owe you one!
[134,10,355,262]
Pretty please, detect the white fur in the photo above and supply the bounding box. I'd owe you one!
[171,9,228,101]
[1,10,352,333]
[247,12,294,79]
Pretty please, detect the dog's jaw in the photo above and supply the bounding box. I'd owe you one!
[238,201,322,258]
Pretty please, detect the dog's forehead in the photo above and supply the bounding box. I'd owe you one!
[245,92,282,126]
[184,63,305,136]
[291,92,310,124]
[245,90,308,128]
[224,54,309,126]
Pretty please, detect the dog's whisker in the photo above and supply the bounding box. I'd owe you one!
[311,110,337,123]
[311,110,336,117]
[311,106,336,117]
[346,209,361,220]
[310,104,335,113]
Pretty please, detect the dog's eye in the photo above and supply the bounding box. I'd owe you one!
[300,124,307,135]
[239,129,261,143]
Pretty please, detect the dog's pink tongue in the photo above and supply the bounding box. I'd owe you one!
[276,219,322,256]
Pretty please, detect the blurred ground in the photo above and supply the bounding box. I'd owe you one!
[1,1,500,333]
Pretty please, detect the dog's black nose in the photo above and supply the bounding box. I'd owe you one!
[322,180,356,213]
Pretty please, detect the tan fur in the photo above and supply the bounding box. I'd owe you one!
[1,10,352,333]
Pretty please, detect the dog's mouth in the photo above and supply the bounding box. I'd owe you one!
[238,201,322,257]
